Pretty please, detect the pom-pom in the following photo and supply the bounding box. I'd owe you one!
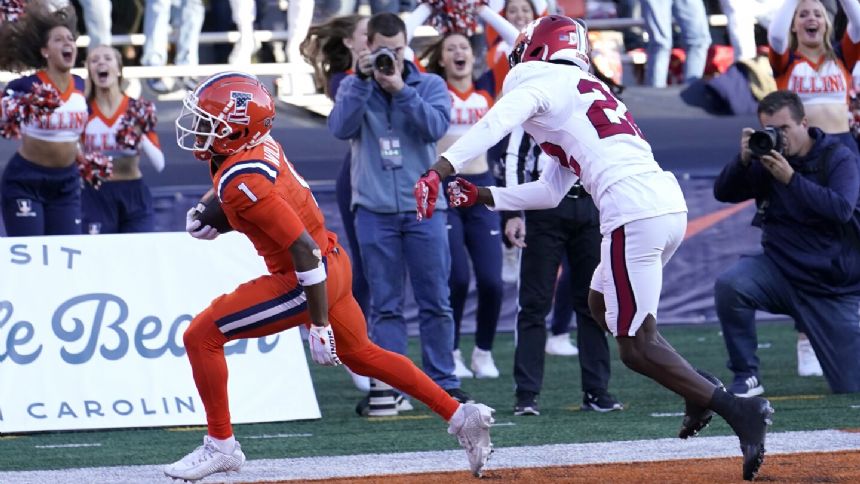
[0,0,24,23]
[116,98,157,151]
[419,0,487,36]
[0,84,62,139]
[77,151,114,189]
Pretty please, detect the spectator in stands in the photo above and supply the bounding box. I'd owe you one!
[80,46,164,234]
[0,1,87,236]
[503,131,620,415]
[714,90,860,396]
[227,0,258,64]
[77,0,112,49]
[141,0,204,94]
[300,14,373,394]
[327,12,472,413]
[640,0,712,87]
[768,0,860,375]
[719,0,781,61]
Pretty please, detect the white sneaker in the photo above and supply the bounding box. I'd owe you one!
[797,337,824,377]
[471,348,500,379]
[453,349,474,378]
[545,333,579,356]
[502,246,521,284]
[447,403,495,477]
[346,366,371,392]
[395,393,414,412]
[163,435,245,481]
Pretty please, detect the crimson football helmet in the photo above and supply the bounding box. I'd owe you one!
[508,15,590,71]
[175,72,275,160]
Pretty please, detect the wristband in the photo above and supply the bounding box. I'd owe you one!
[296,264,327,286]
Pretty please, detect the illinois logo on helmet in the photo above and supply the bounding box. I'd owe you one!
[508,15,591,72]
[175,72,275,160]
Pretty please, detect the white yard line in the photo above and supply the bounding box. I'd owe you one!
[1,429,859,483]
[32,443,102,449]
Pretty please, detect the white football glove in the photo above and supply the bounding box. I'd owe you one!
[308,324,342,366]
[185,206,220,240]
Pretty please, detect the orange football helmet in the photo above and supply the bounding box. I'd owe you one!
[176,72,276,160]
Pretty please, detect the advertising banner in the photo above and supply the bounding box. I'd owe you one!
[0,232,320,433]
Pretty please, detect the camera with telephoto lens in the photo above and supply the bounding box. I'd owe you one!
[748,126,784,157]
[369,47,396,75]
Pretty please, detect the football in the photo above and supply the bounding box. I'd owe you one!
[192,188,234,233]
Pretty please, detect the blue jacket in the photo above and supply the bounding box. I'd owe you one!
[327,61,451,213]
[714,128,860,295]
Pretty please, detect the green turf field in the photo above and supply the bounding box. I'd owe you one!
[1,321,857,471]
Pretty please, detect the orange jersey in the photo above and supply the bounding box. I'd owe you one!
[211,135,336,274]
[769,39,858,106]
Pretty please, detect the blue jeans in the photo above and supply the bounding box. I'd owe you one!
[641,0,711,87]
[142,0,204,66]
[355,207,459,389]
[715,254,860,393]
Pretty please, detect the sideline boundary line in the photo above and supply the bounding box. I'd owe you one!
[1,429,859,483]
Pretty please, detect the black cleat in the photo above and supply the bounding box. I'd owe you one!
[679,369,724,439]
[513,392,540,416]
[725,396,774,480]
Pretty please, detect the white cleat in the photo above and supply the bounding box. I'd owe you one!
[471,348,500,379]
[448,403,495,477]
[163,436,245,482]
[453,349,474,379]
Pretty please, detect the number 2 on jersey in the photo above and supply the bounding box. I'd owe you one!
[578,79,644,139]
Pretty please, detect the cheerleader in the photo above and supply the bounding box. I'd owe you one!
[0,0,87,236]
[81,45,164,234]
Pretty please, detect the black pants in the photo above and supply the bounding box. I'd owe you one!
[513,195,612,396]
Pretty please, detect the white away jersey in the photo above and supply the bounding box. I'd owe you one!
[442,61,687,233]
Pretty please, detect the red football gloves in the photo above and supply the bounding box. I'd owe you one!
[447,176,479,208]
[414,169,441,221]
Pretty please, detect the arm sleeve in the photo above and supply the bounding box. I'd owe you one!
[405,3,432,42]
[327,75,373,140]
[487,159,576,211]
[768,0,798,55]
[478,6,520,46]
[788,149,860,223]
[392,74,451,142]
[840,0,860,42]
[221,173,305,247]
[140,131,165,172]
[713,156,764,203]
[443,84,548,173]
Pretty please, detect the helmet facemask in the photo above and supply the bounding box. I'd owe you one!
[175,92,234,157]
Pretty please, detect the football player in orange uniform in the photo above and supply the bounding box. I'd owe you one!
[163,72,495,482]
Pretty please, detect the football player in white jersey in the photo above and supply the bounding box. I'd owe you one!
[414,15,774,481]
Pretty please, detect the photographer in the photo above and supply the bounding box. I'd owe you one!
[714,90,860,396]
[328,12,472,414]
